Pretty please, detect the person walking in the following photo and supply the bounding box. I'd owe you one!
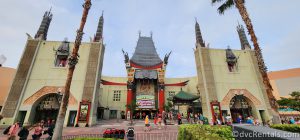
[32,123,43,140]
[194,113,198,124]
[45,120,55,140]
[144,115,150,131]
[157,115,162,129]
[18,125,29,140]
[177,113,182,125]
[7,122,20,140]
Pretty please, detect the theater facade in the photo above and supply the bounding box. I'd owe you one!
[0,9,280,127]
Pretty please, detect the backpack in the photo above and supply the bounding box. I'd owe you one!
[3,125,11,135]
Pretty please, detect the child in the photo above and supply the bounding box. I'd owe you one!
[157,116,162,129]
[144,115,150,132]
[154,116,157,125]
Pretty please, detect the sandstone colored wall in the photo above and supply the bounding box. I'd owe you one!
[268,68,300,99]
[0,67,16,108]
[1,39,40,123]
[1,40,100,126]
[195,46,273,122]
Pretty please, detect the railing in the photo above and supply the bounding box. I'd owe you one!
[134,131,178,140]
[38,131,178,140]
[39,134,103,140]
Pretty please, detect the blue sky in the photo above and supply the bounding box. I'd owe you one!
[0,0,299,77]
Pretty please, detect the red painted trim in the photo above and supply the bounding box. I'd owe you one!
[77,101,91,124]
[159,89,165,113]
[164,80,189,86]
[101,80,127,86]
[126,89,133,119]
[75,103,81,125]
[86,102,91,124]
[210,101,222,124]
[130,61,163,70]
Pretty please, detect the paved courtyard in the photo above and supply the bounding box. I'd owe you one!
[0,119,179,140]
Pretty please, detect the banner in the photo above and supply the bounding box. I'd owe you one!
[136,95,155,109]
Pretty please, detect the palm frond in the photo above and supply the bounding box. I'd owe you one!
[217,0,234,14]
[211,0,224,4]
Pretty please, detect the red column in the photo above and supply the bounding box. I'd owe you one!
[126,88,133,118]
[159,88,165,113]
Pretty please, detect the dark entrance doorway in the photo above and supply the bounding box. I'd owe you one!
[34,94,60,123]
[17,111,27,126]
[110,110,117,119]
[67,111,77,127]
[230,95,252,123]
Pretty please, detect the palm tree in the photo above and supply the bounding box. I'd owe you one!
[211,0,278,110]
[52,0,92,139]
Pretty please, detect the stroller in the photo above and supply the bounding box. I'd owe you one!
[126,127,135,140]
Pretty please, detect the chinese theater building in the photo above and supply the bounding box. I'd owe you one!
[1,9,280,126]
[100,33,198,119]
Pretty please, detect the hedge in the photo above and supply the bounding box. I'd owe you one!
[178,124,234,140]
[270,124,300,133]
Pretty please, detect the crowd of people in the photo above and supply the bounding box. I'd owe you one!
[143,111,214,131]
[281,117,300,124]
[3,119,56,140]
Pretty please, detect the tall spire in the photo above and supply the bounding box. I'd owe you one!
[195,19,205,47]
[94,11,104,42]
[35,8,53,40]
[237,24,251,50]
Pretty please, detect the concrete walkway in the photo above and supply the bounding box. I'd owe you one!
[0,119,179,140]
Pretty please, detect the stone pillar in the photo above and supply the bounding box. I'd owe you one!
[126,88,133,119]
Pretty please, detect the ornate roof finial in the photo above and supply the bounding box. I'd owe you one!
[138,30,141,37]
[150,31,153,38]
[195,18,205,47]
[34,8,53,40]
[237,23,251,50]
[93,10,104,42]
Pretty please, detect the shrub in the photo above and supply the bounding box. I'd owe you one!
[270,124,300,133]
[178,124,234,140]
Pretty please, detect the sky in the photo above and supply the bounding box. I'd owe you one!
[0,0,299,78]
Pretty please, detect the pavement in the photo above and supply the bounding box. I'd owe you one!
[0,119,179,140]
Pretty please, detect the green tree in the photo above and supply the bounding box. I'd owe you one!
[211,0,278,110]
[277,91,300,111]
[164,101,173,112]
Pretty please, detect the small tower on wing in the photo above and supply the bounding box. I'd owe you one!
[35,8,53,40]
[237,24,251,50]
[195,19,205,47]
[94,11,104,42]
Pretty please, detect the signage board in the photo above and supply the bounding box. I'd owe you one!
[136,95,155,109]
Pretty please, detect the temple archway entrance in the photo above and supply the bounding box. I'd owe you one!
[33,93,61,124]
[230,95,252,123]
